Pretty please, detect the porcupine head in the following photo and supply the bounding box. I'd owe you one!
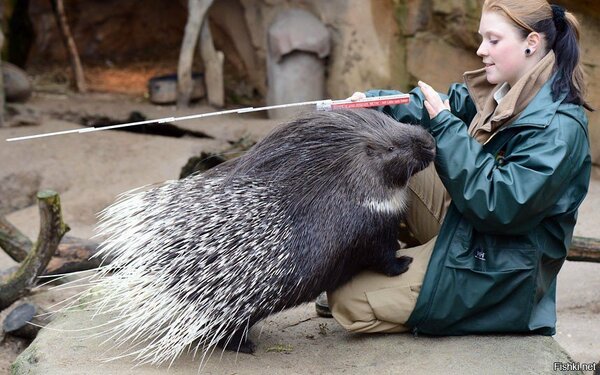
[65,109,435,369]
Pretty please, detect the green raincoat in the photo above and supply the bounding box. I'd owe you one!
[367,76,591,335]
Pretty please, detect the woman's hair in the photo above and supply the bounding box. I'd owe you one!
[482,0,592,111]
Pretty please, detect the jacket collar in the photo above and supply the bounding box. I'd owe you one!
[510,73,566,127]
[463,51,569,134]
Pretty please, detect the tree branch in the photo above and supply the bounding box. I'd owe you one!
[50,0,87,93]
[567,236,600,263]
[177,0,214,107]
[199,14,224,107]
[0,216,32,262]
[0,191,69,311]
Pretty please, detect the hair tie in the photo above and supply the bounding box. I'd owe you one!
[551,4,566,31]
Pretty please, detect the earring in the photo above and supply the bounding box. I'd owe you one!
[525,48,531,55]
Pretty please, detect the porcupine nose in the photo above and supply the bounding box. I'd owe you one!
[412,131,436,160]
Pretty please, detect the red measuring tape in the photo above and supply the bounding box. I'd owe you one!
[316,94,410,111]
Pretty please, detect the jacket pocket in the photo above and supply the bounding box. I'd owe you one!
[439,241,538,332]
[446,240,537,272]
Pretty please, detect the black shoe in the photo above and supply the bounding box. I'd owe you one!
[315,292,333,318]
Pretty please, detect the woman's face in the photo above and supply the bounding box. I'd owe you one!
[477,11,530,86]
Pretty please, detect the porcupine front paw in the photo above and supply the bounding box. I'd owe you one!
[381,256,413,277]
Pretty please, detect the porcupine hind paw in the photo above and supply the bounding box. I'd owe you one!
[218,331,256,354]
[379,256,413,277]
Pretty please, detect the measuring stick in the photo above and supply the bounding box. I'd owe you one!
[5,94,409,142]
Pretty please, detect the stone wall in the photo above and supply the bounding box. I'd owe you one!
[21,0,600,164]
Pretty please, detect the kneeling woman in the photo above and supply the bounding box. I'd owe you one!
[329,0,592,335]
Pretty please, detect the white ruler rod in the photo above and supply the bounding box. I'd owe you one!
[6,94,409,142]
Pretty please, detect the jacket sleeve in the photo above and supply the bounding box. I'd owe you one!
[428,110,586,235]
[366,83,477,128]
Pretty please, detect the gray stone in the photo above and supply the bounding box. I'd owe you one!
[5,104,43,127]
[3,303,41,340]
[406,32,481,89]
[267,51,326,119]
[268,8,330,62]
[2,62,32,103]
[266,9,330,119]
[0,172,42,216]
[11,302,584,374]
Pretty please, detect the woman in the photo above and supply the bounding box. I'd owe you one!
[327,0,592,336]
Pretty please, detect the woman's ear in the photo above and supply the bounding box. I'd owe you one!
[526,32,542,54]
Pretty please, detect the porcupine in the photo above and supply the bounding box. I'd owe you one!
[84,108,436,366]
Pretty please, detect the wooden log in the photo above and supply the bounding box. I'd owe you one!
[1,222,106,276]
[0,215,32,263]
[199,15,224,107]
[177,0,214,108]
[50,0,87,93]
[567,236,600,263]
[44,236,106,276]
[0,191,69,311]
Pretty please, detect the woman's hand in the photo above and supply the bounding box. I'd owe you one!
[347,92,366,101]
[418,81,450,119]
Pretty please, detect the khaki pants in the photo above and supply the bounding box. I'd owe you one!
[328,164,450,333]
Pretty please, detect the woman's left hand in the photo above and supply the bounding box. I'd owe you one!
[418,80,450,119]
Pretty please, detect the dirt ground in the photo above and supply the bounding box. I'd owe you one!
[0,89,599,373]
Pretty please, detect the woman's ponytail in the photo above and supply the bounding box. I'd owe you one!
[550,5,592,110]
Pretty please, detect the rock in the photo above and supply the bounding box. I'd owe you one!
[400,0,430,36]
[11,303,584,374]
[406,32,481,89]
[266,8,330,118]
[267,9,330,62]
[2,62,32,103]
[267,51,327,118]
[0,172,42,216]
[577,13,600,166]
[431,0,482,51]
[209,0,265,96]
[2,303,46,340]
[5,104,43,127]
[323,0,407,97]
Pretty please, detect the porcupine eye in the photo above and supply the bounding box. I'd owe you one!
[387,146,395,152]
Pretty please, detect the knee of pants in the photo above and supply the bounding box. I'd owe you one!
[327,273,417,334]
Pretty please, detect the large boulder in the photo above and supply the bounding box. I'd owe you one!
[11,302,585,374]
[2,62,32,103]
[266,8,330,118]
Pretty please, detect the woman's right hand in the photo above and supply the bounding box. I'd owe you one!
[347,92,366,101]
